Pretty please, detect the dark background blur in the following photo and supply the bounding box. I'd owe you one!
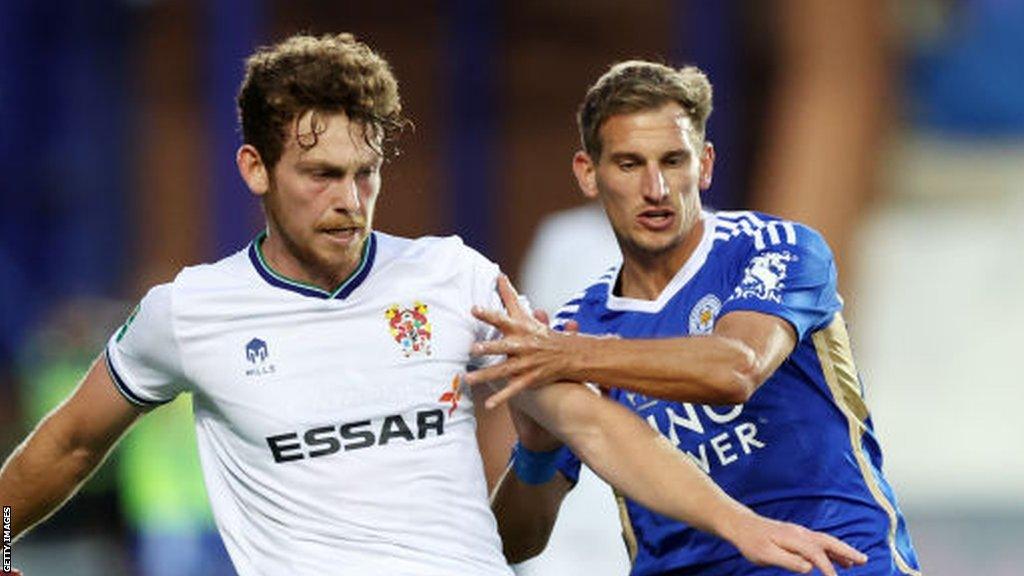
[2,1,1022,575]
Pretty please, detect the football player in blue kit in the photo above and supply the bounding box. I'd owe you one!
[469,61,921,575]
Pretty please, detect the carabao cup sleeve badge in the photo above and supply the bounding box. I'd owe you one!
[385,301,433,357]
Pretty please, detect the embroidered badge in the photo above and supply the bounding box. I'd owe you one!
[688,294,722,335]
[732,251,797,304]
[385,301,433,357]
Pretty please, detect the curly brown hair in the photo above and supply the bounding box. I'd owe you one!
[578,60,713,160]
[237,33,409,168]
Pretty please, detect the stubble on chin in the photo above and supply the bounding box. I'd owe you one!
[615,227,685,262]
[313,235,365,278]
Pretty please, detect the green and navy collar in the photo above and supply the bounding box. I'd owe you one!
[247,229,377,300]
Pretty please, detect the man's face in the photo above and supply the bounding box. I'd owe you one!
[262,111,382,281]
[575,102,714,262]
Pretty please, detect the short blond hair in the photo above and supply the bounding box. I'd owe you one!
[578,61,713,159]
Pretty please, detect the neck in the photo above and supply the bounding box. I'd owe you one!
[618,218,705,300]
[260,230,365,293]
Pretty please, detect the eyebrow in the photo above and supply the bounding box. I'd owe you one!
[295,161,346,174]
[662,148,691,161]
[607,152,644,163]
[606,149,691,163]
[295,157,381,172]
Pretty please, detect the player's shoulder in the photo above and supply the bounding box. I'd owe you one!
[375,231,496,272]
[710,210,831,258]
[172,246,255,294]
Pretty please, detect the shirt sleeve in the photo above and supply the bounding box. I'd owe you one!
[105,283,187,407]
[719,222,842,340]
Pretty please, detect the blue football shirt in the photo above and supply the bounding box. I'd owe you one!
[554,211,920,576]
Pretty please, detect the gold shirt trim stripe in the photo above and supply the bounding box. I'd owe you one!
[614,488,639,564]
[812,313,921,576]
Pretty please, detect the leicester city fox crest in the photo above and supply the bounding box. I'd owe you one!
[385,301,433,357]
[688,294,722,335]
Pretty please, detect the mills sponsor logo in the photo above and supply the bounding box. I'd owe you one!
[244,337,276,377]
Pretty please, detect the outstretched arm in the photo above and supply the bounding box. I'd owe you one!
[465,275,796,408]
[0,353,144,540]
[488,389,571,563]
[501,379,865,575]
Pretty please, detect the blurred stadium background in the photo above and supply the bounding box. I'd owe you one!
[1,1,1021,575]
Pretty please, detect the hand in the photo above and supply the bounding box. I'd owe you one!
[2,569,23,575]
[466,275,581,408]
[502,308,563,452]
[727,514,868,575]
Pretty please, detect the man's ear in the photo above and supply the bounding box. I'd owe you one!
[699,141,715,190]
[237,144,270,196]
[572,151,599,200]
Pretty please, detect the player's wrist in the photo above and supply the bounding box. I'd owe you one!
[511,442,565,485]
[560,332,590,380]
[710,502,763,544]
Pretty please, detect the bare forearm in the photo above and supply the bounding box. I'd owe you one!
[518,383,752,539]
[1,418,112,539]
[490,464,571,563]
[566,335,758,404]
[1,355,143,541]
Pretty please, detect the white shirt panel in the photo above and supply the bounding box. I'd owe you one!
[108,232,512,576]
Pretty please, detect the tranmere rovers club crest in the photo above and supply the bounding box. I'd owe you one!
[385,301,433,357]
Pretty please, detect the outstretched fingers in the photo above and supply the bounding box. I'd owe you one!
[496,274,529,321]
[532,308,550,325]
[771,524,867,576]
[463,355,527,386]
[472,275,544,335]
[781,538,835,576]
[820,532,868,568]
[472,305,512,333]
[749,541,813,574]
[483,368,546,410]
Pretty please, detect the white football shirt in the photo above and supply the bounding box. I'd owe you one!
[106,231,513,576]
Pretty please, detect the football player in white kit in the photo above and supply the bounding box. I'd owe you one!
[0,34,865,576]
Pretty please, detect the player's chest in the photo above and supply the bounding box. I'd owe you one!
[178,291,476,417]
[582,273,772,474]
[582,275,733,339]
